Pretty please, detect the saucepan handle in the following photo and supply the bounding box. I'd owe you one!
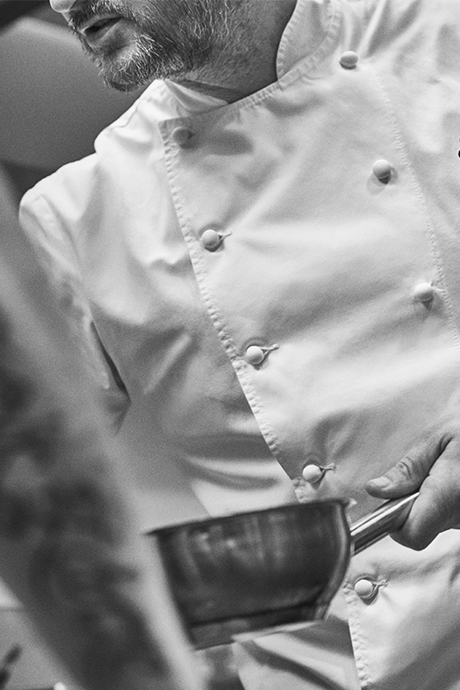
[350,492,419,554]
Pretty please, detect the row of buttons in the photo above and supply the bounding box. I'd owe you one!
[307,55,388,606]
[198,146,435,372]
[176,46,423,612]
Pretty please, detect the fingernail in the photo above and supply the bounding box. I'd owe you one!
[368,476,392,489]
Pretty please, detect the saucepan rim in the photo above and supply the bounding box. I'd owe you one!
[146,497,351,536]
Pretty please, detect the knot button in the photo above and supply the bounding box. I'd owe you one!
[372,159,393,182]
[201,229,224,252]
[340,51,359,69]
[245,346,266,366]
[414,282,435,303]
[171,126,193,146]
[354,578,377,601]
[302,464,324,484]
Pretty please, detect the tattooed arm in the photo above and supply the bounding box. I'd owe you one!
[0,176,206,690]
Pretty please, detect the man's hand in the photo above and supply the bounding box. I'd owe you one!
[366,423,460,550]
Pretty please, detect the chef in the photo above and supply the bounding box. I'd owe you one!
[19,0,460,688]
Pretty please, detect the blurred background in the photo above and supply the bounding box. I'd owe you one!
[0,4,206,687]
[0,0,139,200]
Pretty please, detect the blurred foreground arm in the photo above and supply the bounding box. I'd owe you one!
[0,175,205,690]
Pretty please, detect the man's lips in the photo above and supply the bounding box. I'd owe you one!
[78,12,119,34]
[78,14,122,45]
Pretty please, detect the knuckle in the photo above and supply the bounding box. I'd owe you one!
[393,455,421,483]
[437,431,456,455]
[406,424,457,469]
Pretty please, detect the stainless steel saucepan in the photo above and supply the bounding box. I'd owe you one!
[147,493,418,649]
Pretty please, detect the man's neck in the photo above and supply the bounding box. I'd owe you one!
[174,0,297,103]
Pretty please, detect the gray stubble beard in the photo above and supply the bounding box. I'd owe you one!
[73,0,249,92]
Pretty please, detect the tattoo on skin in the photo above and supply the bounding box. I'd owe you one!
[0,308,168,687]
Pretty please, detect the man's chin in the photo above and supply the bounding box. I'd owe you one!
[101,72,146,92]
[94,55,153,92]
[83,36,195,92]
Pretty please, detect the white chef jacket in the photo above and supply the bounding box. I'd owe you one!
[19,0,460,688]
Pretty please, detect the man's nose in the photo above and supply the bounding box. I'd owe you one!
[49,0,77,14]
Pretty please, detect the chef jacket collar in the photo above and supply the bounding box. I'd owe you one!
[276,0,334,78]
[163,0,332,116]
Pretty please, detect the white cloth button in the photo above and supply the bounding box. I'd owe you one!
[245,346,266,366]
[354,578,376,601]
[414,282,435,302]
[340,51,359,69]
[372,159,393,181]
[171,126,192,146]
[201,229,223,251]
[302,464,323,484]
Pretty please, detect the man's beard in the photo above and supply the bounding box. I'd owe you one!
[69,0,244,92]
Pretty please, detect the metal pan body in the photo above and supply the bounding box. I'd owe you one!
[148,500,351,648]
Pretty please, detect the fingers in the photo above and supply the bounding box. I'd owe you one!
[366,428,460,550]
[390,463,459,550]
[366,430,451,499]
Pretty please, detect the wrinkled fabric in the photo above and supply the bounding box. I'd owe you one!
[19,0,460,688]
[234,619,360,690]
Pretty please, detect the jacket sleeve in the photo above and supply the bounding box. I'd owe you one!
[19,186,130,430]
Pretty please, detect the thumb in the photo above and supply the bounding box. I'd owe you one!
[366,434,446,499]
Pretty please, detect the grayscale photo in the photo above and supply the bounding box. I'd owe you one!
[0,1,460,689]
